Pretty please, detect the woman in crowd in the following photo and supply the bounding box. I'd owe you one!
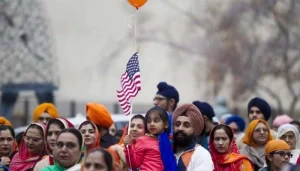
[79,121,101,152]
[109,114,145,170]
[124,107,177,171]
[10,123,46,171]
[277,124,300,164]
[259,139,292,171]
[41,128,84,171]
[0,125,17,167]
[34,118,74,170]
[209,124,254,170]
[240,119,273,171]
[81,148,114,171]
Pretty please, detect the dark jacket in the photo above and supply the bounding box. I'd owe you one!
[100,132,118,148]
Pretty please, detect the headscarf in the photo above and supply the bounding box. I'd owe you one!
[33,103,59,122]
[45,118,74,164]
[243,119,273,147]
[265,139,290,154]
[86,103,113,129]
[41,128,85,171]
[209,124,253,171]
[273,115,293,128]
[9,123,46,171]
[277,124,299,142]
[79,121,101,151]
[173,103,204,136]
[248,97,271,121]
[0,117,12,127]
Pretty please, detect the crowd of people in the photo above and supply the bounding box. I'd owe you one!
[0,81,300,171]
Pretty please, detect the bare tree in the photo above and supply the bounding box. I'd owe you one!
[196,0,300,115]
[103,0,300,116]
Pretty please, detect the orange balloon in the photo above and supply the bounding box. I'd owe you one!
[128,0,148,9]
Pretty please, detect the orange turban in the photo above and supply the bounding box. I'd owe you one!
[265,139,290,154]
[243,119,273,147]
[0,117,12,126]
[33,103,59,122]
[86,103,113,129]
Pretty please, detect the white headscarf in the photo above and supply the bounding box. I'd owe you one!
[276,124,300,164]
[277,124,299,141]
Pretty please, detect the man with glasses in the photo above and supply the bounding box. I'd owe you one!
[33,103,59,125]
[153,82,179,114]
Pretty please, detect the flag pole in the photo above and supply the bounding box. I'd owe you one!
[126,99,134,170]
[127,99,134,134]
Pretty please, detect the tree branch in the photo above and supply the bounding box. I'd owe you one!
[257,83,283,114]
[270,2,297,97]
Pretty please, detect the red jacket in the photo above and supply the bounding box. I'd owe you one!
[124,135,163,171]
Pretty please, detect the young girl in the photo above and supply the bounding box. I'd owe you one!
[124,106,177,171]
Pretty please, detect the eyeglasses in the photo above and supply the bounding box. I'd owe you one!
[254,128,268,133]
[153,97,168,102]
[38,117,51,122]
[23,136,42,143]
[56,141,77,149]
[272,151,293,158]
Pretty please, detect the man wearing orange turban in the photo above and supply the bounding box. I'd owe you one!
[86,103,118,148]
[0,117,12,127]
[33,103,59,125]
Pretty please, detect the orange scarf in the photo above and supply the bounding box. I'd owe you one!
[243,119,273,147]
[79,121,101,152]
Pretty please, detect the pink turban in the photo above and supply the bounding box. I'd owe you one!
[273,114,293,127]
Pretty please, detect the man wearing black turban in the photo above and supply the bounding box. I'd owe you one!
[236,97,275,149]
[247,97,272,122]
[153,82,179,114]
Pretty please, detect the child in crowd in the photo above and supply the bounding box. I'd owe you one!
[124,106,177,171]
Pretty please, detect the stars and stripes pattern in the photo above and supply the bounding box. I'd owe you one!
[117,52,141,115]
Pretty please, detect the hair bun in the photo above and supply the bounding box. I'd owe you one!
[157,82,168,90]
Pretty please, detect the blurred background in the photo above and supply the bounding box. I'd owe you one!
[1,0,300,127]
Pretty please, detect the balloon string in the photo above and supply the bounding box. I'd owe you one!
[127,9,139,52]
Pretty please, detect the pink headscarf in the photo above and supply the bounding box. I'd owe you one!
[273,114,293,128]
[45,118,74,154]
[9,123,46,171]
[45,118,74,165]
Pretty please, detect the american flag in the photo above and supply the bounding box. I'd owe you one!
[117,52,141,115]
